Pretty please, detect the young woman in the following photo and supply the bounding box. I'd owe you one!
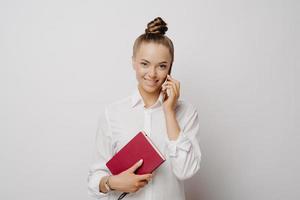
[88,17,201,200]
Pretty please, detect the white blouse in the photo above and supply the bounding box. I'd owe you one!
[88,88,202,200]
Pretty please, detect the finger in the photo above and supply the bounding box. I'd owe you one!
[163,80,179,97]
[174,80,180,91]
[128,159,143,173]
[172,84,178,97]
[162,83,171,94]
[163,90,168,101]
[169,80,180,97]
[169,85,175,97]
[137,181,147,188]
[167,74,173,80]
[140,179,149,185]
[171,82,179,97]
[164,85,173,97]
[162,79,171,87]
[136,173,152,181]
[167,75,180,90]
[167,75,178,83]
[161,84,167,91]
[162,81,170,88]
[166,84,178,98]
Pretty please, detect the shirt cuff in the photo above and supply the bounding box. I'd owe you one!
[87,172,109,198]
[165,131,192,157]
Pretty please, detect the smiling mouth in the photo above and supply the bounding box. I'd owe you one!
[144,78,159,86]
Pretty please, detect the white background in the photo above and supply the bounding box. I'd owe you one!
[1,0,299,200]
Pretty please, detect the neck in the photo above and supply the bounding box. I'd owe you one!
[138,85,161,108]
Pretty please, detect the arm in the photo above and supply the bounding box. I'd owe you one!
[87,108,152,198]
[162,75,201,180]
[87,109,114,198]
[165,107,201,180]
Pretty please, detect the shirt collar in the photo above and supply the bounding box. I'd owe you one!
[131,87,164,108]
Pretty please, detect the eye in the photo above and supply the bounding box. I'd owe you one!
[159,64,167,69]
[140,62,148,67]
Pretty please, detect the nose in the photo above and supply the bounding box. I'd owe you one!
[148,66,157,78]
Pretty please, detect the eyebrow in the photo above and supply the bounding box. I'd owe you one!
[141,59,168,64]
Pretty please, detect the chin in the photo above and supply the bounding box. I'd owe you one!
[141,84,161,94]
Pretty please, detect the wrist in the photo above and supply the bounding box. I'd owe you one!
[104,175,115,192]
[163,107,175,115]
[108,175,117,190]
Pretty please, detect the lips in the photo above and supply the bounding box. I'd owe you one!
[144,78,159,87]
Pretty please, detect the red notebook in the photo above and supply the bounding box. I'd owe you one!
[106,131,166,175]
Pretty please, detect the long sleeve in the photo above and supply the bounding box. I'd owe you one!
[87,90,201,199]
[87,108,114,199]
[165,106,202,180]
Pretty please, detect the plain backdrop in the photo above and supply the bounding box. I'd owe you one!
[1,0,299,200]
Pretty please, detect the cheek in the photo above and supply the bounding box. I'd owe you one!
[137,67,148,76]
[158,71,168,80]
[135,68,146,80]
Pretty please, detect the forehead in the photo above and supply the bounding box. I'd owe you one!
[135,42,171,62]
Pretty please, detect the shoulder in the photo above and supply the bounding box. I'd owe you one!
[104,95,132,116]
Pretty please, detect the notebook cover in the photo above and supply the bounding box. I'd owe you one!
[106,131,166,175]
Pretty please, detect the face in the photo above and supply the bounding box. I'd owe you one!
[132,42,172,95]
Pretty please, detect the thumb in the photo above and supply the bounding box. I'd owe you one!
[128,159,143,173]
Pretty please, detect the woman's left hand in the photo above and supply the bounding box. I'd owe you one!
[162,75,180,112]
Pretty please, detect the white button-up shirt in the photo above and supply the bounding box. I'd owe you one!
[88,88,201,200]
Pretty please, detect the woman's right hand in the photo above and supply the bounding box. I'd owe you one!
[109,159,153,193]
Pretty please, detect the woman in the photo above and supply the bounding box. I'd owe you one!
[88,17,201,200]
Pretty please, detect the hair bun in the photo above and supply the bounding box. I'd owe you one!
[145,17,168,35]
